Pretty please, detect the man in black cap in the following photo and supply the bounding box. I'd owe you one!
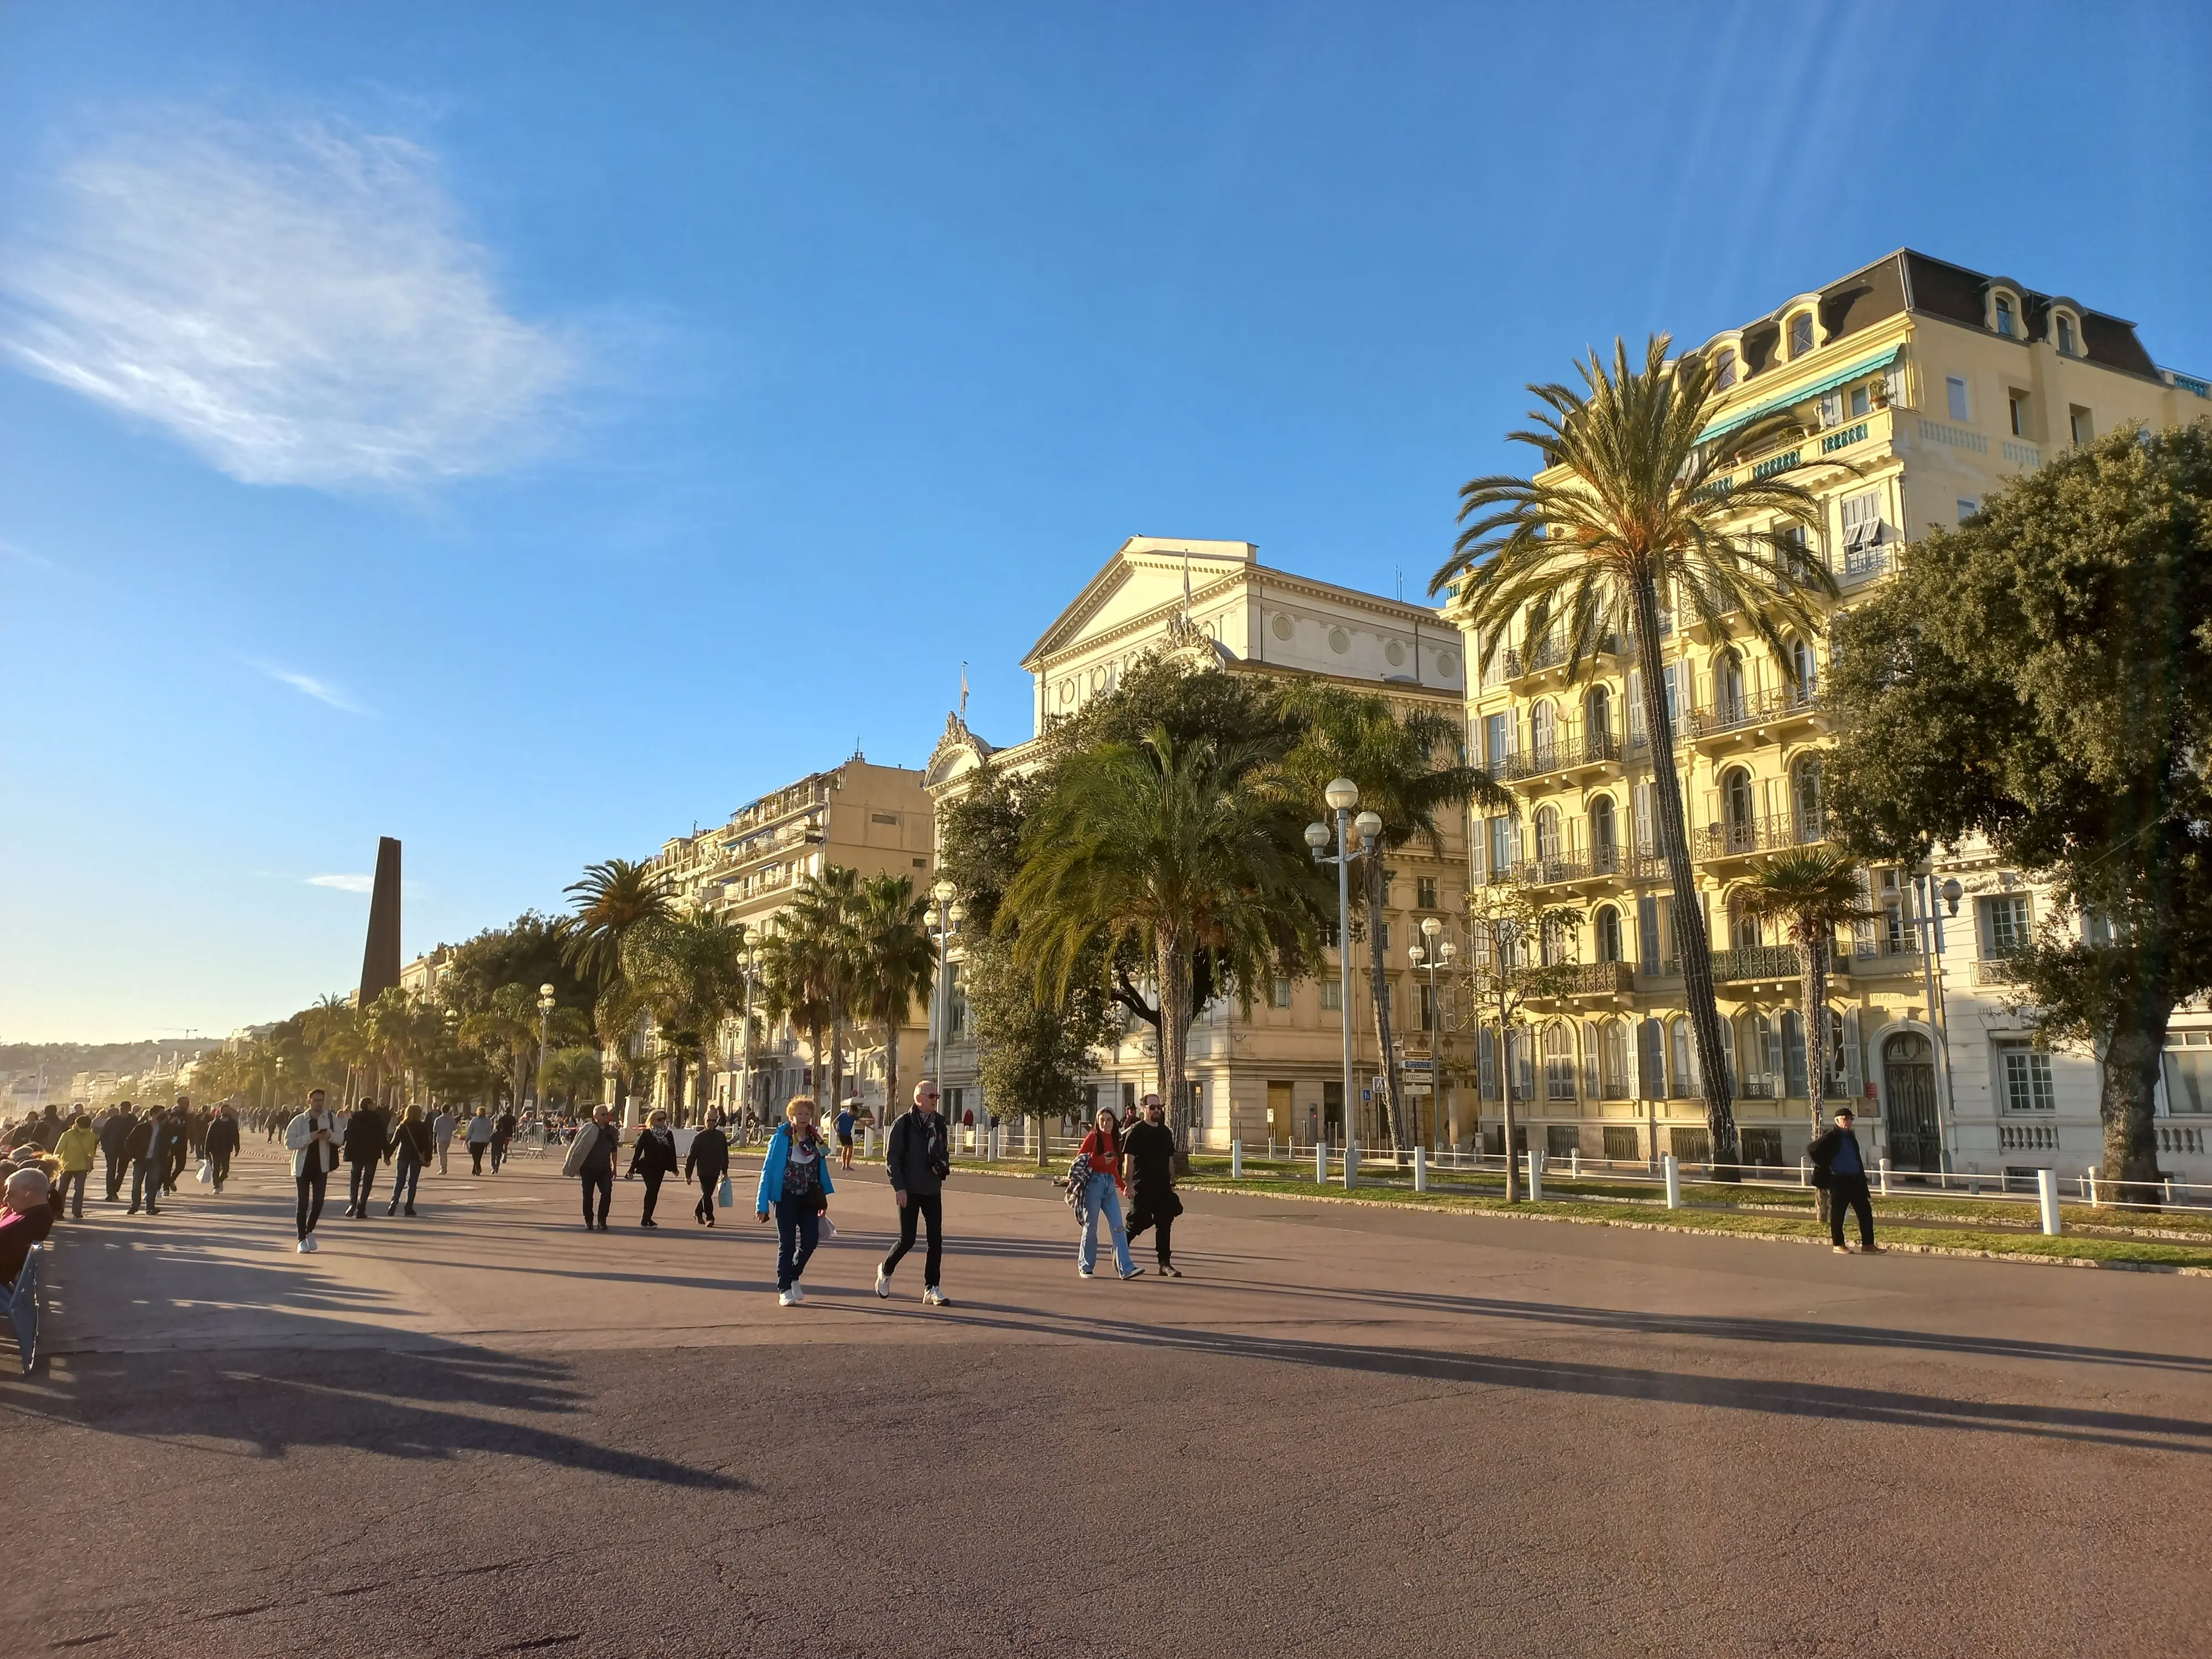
[1809,1107,1880,1255]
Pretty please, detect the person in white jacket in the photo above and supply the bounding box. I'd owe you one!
[285,1089,341,1254]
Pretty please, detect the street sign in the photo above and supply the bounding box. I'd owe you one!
[1402,1058,1433,1073]
[1404,1081,1432,1095]
[1370,1075,1386,1092]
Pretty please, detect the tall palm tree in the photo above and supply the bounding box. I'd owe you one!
[1436,335,1833,1171]
[1276,684,1513,1151]
[759,919,837,1110]
[848,872,937,1133]
[1003,727,1324,1155]
[785,865,864,1112]
[562,858,675,985]
[1734,847,1873,1141]
[615,912,748,1121]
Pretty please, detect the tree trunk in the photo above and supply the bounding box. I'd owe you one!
[1496,989,1521,1203]
[880,1008,900,1153]
[1157,929,1194,1173]
[1802,922,1830,1225]
[2103,999,2169,1208]
[1365,849,1407,1153]
[1629,572,1740,1174]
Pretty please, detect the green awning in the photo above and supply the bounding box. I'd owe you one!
[1697,347,1900,446]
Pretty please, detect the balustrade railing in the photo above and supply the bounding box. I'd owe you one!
[1681,682,1820,739]
[1693,811,1828,860]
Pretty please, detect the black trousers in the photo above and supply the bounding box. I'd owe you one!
[694,1170,723,1222]
[581,1168,613,1227]
[639,1168,665,1223]
[56,1169,87,1219]
[882,1191,943,1287]
[469,1142,487,1174]
[1126,1191,1176,1264]
[208,1149,232,1189]
[1828,1172,1876,1248]
[296,1168,328,1239]
[104,1151,125,1202]
[348,1160,380,1213]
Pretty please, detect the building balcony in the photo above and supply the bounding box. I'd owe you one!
[1710,944,1805,984]
[1971,953,2027,988]
[1493,728,1627,785]
[1682,684,1823,746]
[1693,811,1829,863]
[1835,936,1923,979]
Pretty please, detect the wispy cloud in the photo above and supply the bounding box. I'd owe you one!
[306,873,375,893]
[254,660,372,716]
[0,107,578,490]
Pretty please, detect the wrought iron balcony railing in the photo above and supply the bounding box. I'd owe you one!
[1693,811,1829,861]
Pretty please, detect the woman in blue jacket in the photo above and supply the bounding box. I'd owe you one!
[755,1097,833,1306]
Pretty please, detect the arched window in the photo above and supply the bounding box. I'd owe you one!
[1589,796,1618,873]
[1540,914,1568,966]
[2056,312,2077,356]
[1717,650,1746,723]
[1729,891,1762,951]
[1594,902,1622,963]
[1737,1011,1776,1095]
[1601,1020,1630,1099]
[1790,639,1817,703]
[1534,804,1562,864]
[1792,756,1824,842]
[1723,766,1755,847]
[1530,699,1557,766]
[1789,312,1814,358]
[1586,684,1611,745]
[1782,1009,1809,1098]
[1714,348,1737,390]
[1543,1022,1576,1099]
[1994,294,2016,338]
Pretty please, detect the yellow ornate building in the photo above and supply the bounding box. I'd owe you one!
[1455,249,2210,1182]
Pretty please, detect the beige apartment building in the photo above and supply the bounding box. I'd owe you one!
[645,756,937,1123]
[1454,249,2210,1185]
[926,535,1475,1151]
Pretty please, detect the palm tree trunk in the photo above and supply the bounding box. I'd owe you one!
[1365,851,1406,1152]
[1803,922,1830,1225]
[880,1008,899,1156]
[1629,572,1740,1174]
[1157,927,1193,1173]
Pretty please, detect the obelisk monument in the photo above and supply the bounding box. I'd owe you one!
[359,836,403,1006]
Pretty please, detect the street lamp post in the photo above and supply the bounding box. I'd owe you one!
[534,983,556,1121]
[1306,779,1368,1183]
[927,880,959,1090]
[1408,915,1455,1150]
[738,945,760,1131]
[1908,869,1965,1180]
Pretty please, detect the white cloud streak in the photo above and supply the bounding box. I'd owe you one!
[306,873,375,893]
[254,661,371,715]
[1,108,577,489]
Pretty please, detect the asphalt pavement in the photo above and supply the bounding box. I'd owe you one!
[6,1139,2209,1658]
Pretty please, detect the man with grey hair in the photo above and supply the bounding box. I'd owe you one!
[0,1167,54,1285]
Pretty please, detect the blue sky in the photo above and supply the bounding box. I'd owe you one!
[3,2,2206,1041]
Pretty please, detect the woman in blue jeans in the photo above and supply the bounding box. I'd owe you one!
[755,1097,833,1306]
[1076,1105,1142,1280]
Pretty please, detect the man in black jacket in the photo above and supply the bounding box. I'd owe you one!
[1809,1107,1880,1255]
[164,1095,194,1194]
[202,1104,241,1193]
[100,1104,136,1203]
[1121,1092,1182,1276]
[126,1107,166,1215]
[685,1112,731,1226]
[877,1082,950,1306]
[342,1098,390,1218]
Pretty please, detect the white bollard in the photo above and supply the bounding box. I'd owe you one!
[1879,1156,1892,1196]
[1316,1140,1328,1185]
[1414,1145,1428,1193]
[2036,1167,2063,1235]
[1231,1139,1243,1180]
[1800,1156,1812,1188]
[1526,1150,1544,1202]
[1663,1153,1682,1210]
[1569,1148,1581,1181]
[2089,1168,2102,1207]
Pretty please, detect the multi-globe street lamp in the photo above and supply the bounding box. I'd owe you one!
[534,982,556,1118]
[927,880,965,1097]
[1305,778,1375,1179]
[738,943,761,1131]
[1406,914,1457,1150]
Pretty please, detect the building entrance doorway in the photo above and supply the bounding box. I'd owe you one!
[1883,1031,1943,1173]
[1266,1082,1294,1145]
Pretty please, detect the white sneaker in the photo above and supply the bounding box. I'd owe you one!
[875,1266,891,1298]
[1078,1267,1094,1279]
[788,1281,806,1303]
[301,1235,319,1254]
[296,1239,310,1254]
[1119,1266,1145,1280]
[924,1286,948,1306]
[778,1290,795,1307]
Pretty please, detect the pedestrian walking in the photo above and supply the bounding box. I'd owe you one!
[492,1109,517,1173]
[385,1104,434,1217]
[686,1110,730,1226]
[99,1103,134,1202]
[1809,1107,1881,1255]
[564,1105,619,1231]
[465,1108,494,1175]
[755,1097,833,1306]
[876,1081,950,1306]
[835,1099,857,1171]
[1073,1105,1141,1280]
[285,1091,341,1253]
[432,1107,457,1175]
[163,1095,193,1195]
[202,1103,240,1193]
[1121,1092,1182,1276]
[54,1113,95,1222]
[342,1097,389,1218]
[629,1110,677,1228]
[125,1106,168,1215]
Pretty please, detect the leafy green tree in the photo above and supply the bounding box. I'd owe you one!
[539,1046,604,1114]
[847,872,937,1133]
[786,864,864,1110]
[1734,848,1872,1146]
[610,913,748,1121]
[460,985,543,1112]
[1436,335,1832,1173]
[1825,421,2212,1203]
[1276,684,1511,1150]
[1003,727,1323,1154]
[1463,882,1585,1199]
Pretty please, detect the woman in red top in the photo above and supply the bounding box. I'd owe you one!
[1075,1107,1140,1279]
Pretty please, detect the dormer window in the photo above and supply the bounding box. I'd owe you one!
[1995,295,2016,338]
[2056,312,2077,355]
[1714,348,1736,390]
[1788,314,1813,358]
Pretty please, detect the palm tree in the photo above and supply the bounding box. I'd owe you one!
[460,985,541,1114]
[1276,684,1512,1151]
[1003,727,1323,1155]
[785,865,864,1113]
[562,858,675,985]
[615,913,748,1121]
[759,919,837,1110]
[847,872,937,1134]
[1734,847,1873,1143]
[1436,335,1833,1171]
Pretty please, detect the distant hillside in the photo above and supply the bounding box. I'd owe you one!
[0,1039,225,1080]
